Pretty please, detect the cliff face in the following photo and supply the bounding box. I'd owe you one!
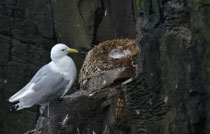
[26,0,210,133]
[131,0,210,133]
[1,0,210,134]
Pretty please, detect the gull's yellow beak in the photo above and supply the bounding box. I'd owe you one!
[68,48,78,53]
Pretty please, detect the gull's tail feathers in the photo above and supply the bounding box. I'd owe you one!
[7,102,32,111]
[0,100,18,113]
[7,104,19,112]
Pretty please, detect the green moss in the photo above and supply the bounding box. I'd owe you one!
[200,18,210,83]
[199,0,210,6]
[137,0,141,9]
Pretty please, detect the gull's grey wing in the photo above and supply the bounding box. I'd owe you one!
[12,64,70,110]
[31,71,69,104]
[17,72,69,110]
[9,64,50,102]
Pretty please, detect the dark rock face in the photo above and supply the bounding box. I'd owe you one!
[0,0,136,133]
[96,0,137,42]
[123,0,210,134]
[36,89,123,134]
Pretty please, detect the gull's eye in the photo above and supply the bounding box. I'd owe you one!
[61,49,65,51]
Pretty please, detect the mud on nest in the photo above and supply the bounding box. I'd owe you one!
[79,39,139,84]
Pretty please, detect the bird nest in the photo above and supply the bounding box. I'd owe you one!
[79,39,139,84]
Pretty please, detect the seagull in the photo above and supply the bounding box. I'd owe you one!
[9,43,78,110]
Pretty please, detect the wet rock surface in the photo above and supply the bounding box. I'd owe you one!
[25,82,136,134]
[80,67,136,90]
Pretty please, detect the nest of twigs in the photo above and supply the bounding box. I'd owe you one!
[79,39,139,84]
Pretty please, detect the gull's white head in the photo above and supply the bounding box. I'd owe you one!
[50,43,78,61]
